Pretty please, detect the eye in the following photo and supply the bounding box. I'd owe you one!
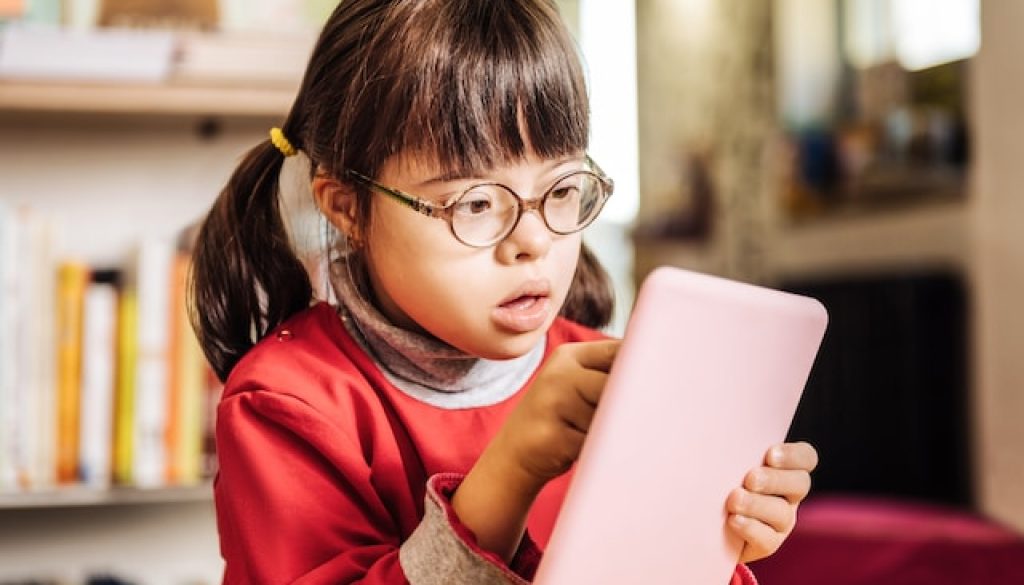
[549,174,584,202]
[549,185,579,201]
[454,193,494,215]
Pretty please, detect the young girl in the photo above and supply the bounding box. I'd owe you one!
[190,1,818,583]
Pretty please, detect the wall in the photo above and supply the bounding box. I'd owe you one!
[971,0,1024,532]
[636,0,777,284]
[636,0,1024,531]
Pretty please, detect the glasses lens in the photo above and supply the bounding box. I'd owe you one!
[451,185,518,246]
[544,172,606,233]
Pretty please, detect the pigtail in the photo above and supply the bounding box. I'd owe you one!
[188,138,313,382]
[559,243,614,329]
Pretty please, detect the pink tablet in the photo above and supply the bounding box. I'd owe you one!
[534,266,828,585]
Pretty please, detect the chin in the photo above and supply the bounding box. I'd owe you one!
[473,323,552,361]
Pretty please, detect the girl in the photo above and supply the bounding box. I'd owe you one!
[190,1,818,584]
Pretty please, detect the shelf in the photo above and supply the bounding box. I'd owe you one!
[633,200,970,282]
[0,79,298,118]
[772,200,969,278]
[0,483,213,510]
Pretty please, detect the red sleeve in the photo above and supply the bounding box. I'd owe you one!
[215,389,537,585]
[216,390,408,584]
[732,563,758,584]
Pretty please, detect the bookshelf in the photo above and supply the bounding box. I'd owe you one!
[633,198,969,289]
[0,483,213,510]
[0,79,298,117]
[0,32,307,581]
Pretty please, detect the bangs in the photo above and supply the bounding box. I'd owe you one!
[339,0,589,178]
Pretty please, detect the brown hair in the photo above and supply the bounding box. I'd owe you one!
[190,0,614,382]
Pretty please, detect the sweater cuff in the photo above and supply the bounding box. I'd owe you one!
[399,473,539,585]
[732,563,759,585]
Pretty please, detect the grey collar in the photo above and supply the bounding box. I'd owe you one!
[328,257,544,409]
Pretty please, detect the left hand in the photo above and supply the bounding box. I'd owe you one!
[725,441,819,563]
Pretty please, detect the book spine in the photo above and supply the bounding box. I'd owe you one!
[113,288,137,486]
[132,240,173,488]
[0,203,15,491]
[79,280,117,488]
[55,261,88,484]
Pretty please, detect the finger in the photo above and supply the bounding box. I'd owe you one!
[559,369,608,432]
[765,442,819,472]
[745,467,812,504]
[568,339,621,373]
[728,514,784,564]
[571,367,609,408]
[727,489,795,534]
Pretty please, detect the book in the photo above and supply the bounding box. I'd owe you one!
[0,0,26,19]
[0,202,15,491]
[0,25,176,83]
[113,288,138,486]
[78,272,119,488]
[18,207,58,490]
[55,261,89,484]
[166,254,204,485]
[99,0,218,29]
[172,30,314,86]
[130,239,175,488]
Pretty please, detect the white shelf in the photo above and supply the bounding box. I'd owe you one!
[0,483,213,510]
[772,200,970,279]
[0,79,297,118]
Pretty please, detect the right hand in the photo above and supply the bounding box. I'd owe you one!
[487,339,621,491]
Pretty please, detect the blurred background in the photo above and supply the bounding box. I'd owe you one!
[1,0,1022,583]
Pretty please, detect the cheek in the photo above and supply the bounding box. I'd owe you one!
[551,235,583,299]
[363,205,472,315]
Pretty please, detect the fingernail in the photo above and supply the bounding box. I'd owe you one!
[770,446,784,465]
[732,514,749,526]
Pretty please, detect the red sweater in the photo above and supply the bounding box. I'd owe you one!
[215,302,757,584]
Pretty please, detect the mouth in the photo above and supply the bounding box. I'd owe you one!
[499,280,552,306]
[492,280,553,333]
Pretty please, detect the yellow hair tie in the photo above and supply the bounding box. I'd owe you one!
[269,127,298,157]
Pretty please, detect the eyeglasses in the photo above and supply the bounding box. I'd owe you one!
[345,157,614,248]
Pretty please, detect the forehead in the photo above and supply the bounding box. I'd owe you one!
[379,146,585,183]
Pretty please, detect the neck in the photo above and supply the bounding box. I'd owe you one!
[328,256,545,408]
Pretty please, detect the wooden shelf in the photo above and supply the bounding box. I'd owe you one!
[0,79,297,118]
[0,483,213,510]
[633,200,971,283]
[772,200,970,279]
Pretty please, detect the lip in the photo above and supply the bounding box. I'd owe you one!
[492,279,553,333]
[498,279,552,305]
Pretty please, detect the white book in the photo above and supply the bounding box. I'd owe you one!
[79,281,118,488]
[131,239,174,488]
[1,207,56,490]
[24,210,58,489]
[0,202,16,491]
[172,31,314,85]
[0,25,175,83]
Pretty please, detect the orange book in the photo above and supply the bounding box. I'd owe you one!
[166,253,204,484]
[55,262,89,484]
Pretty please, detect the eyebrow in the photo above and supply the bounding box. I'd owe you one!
[413,155,582,189]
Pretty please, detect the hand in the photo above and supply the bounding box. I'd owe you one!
[487,339,621,491]
[452,339,619,561]
[726,441,819,564]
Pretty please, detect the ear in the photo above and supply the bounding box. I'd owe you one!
[312,173,362,240]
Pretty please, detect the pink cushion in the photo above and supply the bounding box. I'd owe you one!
[751,496,1024,585]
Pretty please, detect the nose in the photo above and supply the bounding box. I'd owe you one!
[495,205,552,263]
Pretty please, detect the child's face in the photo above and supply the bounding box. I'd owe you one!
[362,151,585,359]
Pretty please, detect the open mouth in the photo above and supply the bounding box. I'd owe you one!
[500,294,546,310]
[493,284,552,333]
